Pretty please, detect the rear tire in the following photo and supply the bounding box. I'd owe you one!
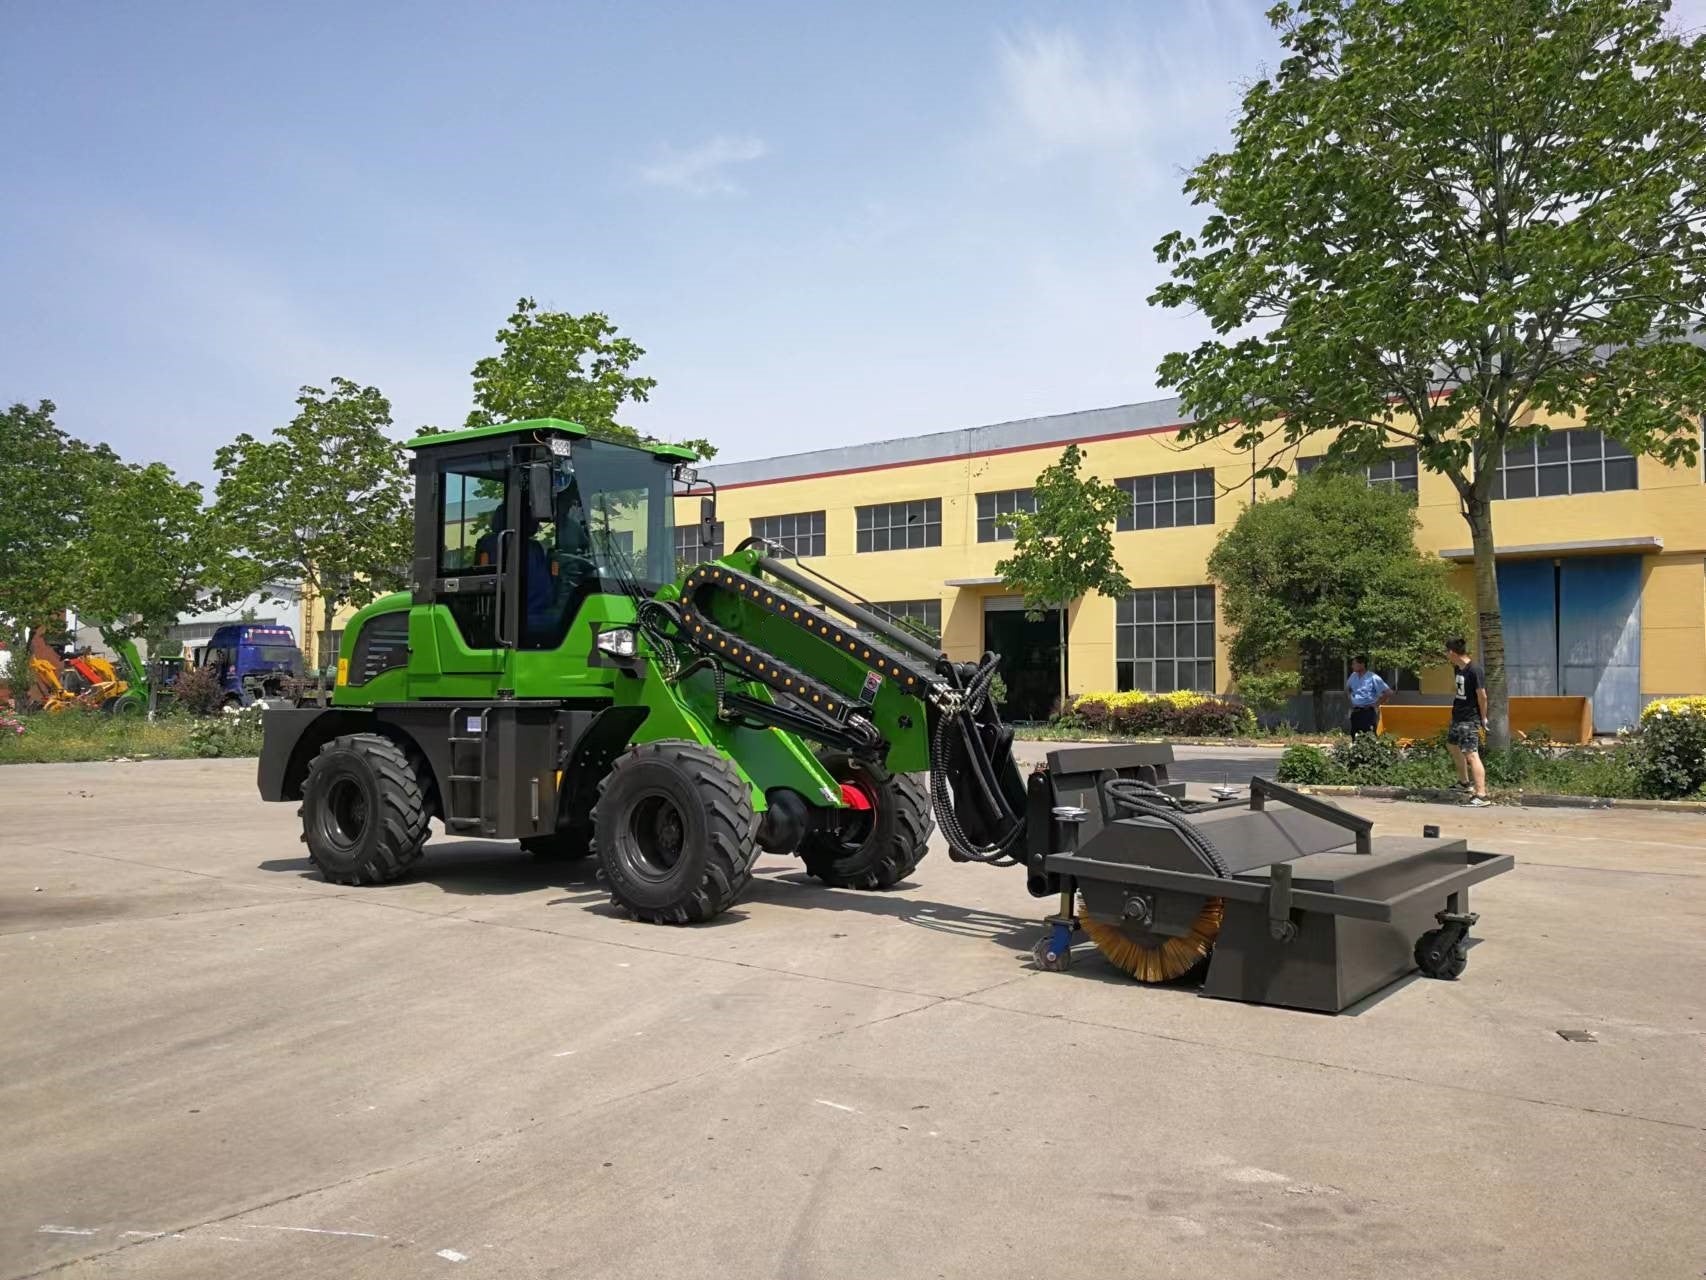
[299,734,429,885]
[800,754,933,889]
[592,741,758,924]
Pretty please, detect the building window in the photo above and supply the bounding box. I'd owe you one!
[976,489,1036,542]
[316,629,343,671]
[1116,587,1216,693]
[867,599,942,644]
[1298,447,1419,494]
[1494,429,1636,499]
[1325,657,1421,692]
[674,521,725,565]
[751,511,826,558]
[1116,469,1216,531]
[856,499,941,552]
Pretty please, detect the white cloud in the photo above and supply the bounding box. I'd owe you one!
[992,8,1274,169]
[637,134,768,196]
[996,28,1149,153]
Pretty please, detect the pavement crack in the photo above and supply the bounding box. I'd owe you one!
[9,1158,413,1279]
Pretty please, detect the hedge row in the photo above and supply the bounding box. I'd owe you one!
[1063,690,1257,738]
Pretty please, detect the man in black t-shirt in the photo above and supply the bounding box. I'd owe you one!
[1446,637,1490,806]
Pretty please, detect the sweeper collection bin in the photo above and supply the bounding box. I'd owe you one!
[1034,748,1514,1013]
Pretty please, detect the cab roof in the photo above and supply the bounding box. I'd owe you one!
[409,417,699,462]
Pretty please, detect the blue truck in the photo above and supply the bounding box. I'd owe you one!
[191,624,308,706]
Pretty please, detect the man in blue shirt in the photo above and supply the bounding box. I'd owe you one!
[1345,655,1391,735]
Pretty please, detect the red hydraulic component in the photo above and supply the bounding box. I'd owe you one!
[839,781,873,811]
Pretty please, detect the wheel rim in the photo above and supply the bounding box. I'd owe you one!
[830,780,878,851]
[625,792,688,879]
[322,777,370,851]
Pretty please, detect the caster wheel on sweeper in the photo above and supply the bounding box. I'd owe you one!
[1414,909,1477,980]
[1414,929,1468,979]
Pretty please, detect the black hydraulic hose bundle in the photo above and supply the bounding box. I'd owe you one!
[1101,778,1232,878]
[928,652,1026,866]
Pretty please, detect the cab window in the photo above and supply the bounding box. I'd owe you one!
[438,455,508,575]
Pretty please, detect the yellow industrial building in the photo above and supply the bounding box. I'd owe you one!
[303,396,1705,732]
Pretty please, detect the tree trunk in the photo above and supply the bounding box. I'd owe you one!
[1463,495,1510,752]
[314,598,333,703]
[1057,605,1069,719]
[1310,684,1327,735]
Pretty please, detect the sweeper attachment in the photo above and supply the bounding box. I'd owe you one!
[1023,745,1514,1013]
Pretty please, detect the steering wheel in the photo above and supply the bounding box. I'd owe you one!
[553,552,599,579]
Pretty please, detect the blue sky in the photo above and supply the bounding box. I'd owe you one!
[6,1,1700,483]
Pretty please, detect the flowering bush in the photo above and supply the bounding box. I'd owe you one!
[1634,697,1706,799]
[1066,690,1256,737]
[0,713,24,737]
[186,704,266,757]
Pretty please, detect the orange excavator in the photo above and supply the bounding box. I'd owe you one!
[29,652,131,714]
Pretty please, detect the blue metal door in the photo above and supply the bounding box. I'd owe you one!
[1496,560,1559,697]
[1560,556,1642,733]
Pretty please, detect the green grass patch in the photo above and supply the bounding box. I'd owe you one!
[0,708,263,764]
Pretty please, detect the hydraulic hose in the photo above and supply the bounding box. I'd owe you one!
[1102,778,1231,878]
[927,653,1026,866]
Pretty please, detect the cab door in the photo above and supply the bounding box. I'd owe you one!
[408,447,518,699]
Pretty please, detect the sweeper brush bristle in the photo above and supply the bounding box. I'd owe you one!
[1079,895,1225,983]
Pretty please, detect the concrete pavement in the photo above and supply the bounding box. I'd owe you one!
[1,755,1702,1279]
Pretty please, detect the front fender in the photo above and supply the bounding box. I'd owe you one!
[617,666,842,813]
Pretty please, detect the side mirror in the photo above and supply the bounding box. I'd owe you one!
[528,462,553,517]
[700,496,717,552]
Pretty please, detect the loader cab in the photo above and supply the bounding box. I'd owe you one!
[408,419,694,690]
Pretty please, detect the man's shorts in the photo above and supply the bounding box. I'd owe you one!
[1448,720,1482,753]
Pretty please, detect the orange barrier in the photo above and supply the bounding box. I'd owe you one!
[1377,696,1593,745]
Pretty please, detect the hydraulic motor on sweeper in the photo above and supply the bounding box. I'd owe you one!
[257,418,1512,1012]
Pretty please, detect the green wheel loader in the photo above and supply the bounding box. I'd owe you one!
[257,418,1512,1012]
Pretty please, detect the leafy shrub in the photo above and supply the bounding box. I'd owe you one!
[0,712,24,737]
[1235,670,1300,715]
[171,662,233,716]
[1063,689,1255,737]
[186,705,266,757]
[1330,731,1403,781]
[1278,728,1645,799]
[1633,697,1706,799]
[1277,743,1346,785]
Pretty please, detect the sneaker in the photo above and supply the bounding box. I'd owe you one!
[1451,780,1472,792]
[1468,795,1491,807]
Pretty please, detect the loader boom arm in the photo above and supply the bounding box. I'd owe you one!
[656,543,1030,863]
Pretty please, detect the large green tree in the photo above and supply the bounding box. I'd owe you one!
[1150,0,1706,748]
[0,400,115,702]
[71,461,210,659]
[210,378,412,691]
[460,297,715,459]
[1208,472,1470,729]
[995,444,1132,709]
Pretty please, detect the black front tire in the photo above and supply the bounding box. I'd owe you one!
[799,754,933,889]
[593,741,758,924]
[299,734,430,885]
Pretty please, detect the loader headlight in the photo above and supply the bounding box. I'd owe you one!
[596,627,638,658]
